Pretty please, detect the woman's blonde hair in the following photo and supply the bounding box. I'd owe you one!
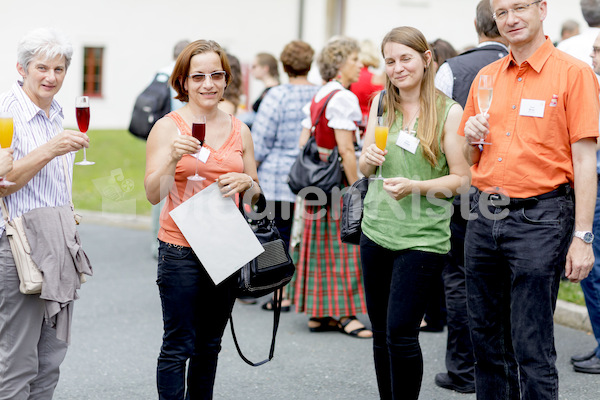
[381,26,447,167]
[317,37,360,82]
[359,39,381,69]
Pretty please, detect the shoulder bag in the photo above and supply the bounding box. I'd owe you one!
[1,156,83,294]
[287,89,343,196]
[229,196,295,366]
[340,90,386,245]
[340,177,369,245]
[1,203,43,294]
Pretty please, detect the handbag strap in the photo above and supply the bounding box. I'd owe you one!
[1,198,8,223]
[229,288,285,367]
[310,89,341,136]
[377,89,386,125]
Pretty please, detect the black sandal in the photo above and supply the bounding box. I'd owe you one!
[308,317,340,332]
[261,299,290,312]
[339,316,372,339]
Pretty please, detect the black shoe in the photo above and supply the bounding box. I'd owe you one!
[434,372,475,394]
[573,356,600,374]
[261,299,290,312]
[570,349,597,364]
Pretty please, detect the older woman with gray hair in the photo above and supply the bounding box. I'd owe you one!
[287,37,372,338]
[0,28,90,399]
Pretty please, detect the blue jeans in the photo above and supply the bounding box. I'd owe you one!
[582,180,600,358]
[156,240,237,400]
[360,234,446,400]
[465,190,574,400]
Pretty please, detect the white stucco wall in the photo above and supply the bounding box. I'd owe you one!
[0,0,586,129]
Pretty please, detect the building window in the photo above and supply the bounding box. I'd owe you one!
[83,47,103,96]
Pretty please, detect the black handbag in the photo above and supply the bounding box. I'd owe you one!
[235,198,295,299]
[287,90,343,196]
[340,90,386,245]
[340,177,369,245]
[229,197,295,367]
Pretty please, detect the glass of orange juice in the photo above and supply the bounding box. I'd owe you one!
[373,122,388,180]
[0,111,15,187]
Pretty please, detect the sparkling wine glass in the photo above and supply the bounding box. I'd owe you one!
[75,96,94,165]
[0,111,15,187]
[371,117,388,180]
[473,75,493,145]
[188,115,206,181]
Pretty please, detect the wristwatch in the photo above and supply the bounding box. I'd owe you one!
[574,231,594,244]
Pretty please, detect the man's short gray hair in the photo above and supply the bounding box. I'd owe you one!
[17,28,73,71]
[581,0,600,27]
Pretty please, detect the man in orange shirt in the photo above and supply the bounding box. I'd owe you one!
[460,1,599,398]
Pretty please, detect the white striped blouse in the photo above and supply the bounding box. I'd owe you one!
[0,81,74,235]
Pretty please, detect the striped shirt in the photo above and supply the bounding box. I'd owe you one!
[253,83,320,203]
[0,81,74,235]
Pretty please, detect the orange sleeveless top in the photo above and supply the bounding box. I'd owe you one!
[158,112,244,247]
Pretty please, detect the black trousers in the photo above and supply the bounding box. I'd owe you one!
[441,199,475,384]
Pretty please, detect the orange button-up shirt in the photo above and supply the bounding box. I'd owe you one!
[459,38,599,198]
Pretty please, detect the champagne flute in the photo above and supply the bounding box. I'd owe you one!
[75,96,94,165]
[188,115,206,181]
[473,75,493,145]
[372,117,388,180]
[0,111,15,187]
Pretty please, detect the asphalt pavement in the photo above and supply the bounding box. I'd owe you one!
[51,221,600,400]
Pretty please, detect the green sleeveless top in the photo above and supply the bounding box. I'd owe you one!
[361,96,456,253]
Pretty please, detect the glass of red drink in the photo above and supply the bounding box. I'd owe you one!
[75,96,94,165]
[188,115,206,181]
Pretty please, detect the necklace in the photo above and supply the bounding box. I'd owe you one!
[402,106,420,135]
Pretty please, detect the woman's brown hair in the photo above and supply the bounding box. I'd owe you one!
[170,40,232,103]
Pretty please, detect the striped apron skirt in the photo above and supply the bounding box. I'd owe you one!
[287,198,368,318]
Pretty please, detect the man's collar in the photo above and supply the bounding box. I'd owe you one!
[504,36,553,73]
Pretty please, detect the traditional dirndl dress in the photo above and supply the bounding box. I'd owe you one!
[288,200,367,317]
[286,81,367,317]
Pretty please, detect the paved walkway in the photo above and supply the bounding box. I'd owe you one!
[52,222,600,399]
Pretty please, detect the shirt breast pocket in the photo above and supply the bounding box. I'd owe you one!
[519,94,561,150]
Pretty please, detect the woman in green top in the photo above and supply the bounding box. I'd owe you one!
[358,26,471,400]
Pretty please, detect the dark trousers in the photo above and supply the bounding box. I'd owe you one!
[422,276,446,330]
[465,191,574,400]
[267,200,294,250]
[442,200,475,384]
[156,240,237,400]
[360,234,446,400]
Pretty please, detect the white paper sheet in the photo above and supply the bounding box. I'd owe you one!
[170,182,264,285]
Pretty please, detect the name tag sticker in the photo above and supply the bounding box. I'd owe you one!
[396,130,419,154]
[519,99,545,118]
[198,147,211,163]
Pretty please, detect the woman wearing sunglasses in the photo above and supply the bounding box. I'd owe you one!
[145,39,260,400]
